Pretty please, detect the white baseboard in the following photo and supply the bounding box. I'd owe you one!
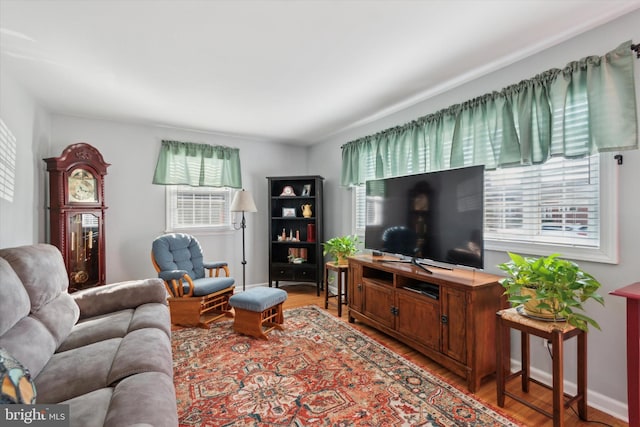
[509,359,628,423]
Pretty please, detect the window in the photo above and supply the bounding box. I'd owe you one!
[352,154,618,264]
[484,157,599,245]
[0,118,16,202]
[165,185,234,232]
[353,185,366,237]
[484,153,618,264]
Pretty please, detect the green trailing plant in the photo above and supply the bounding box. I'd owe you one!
[322,235,359,265]
[497,252,605,331]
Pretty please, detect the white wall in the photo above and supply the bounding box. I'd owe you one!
[49,115,309,285]
[0,70,51,247]
[309,10,640,420]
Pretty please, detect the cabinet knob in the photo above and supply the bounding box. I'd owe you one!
[441,315,448,324]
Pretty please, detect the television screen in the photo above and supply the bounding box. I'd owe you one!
[364,165,484,270]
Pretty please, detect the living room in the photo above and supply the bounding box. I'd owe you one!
[1,1,639,425]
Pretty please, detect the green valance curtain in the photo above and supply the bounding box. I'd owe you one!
[153,140,243,188]
[341,41,638,186]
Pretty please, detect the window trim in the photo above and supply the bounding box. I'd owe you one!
[164,185,236,234]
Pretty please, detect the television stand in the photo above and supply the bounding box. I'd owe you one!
[347,254,507,392]
[412,257,433,274]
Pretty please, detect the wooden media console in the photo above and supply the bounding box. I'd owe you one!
[347,255,507,392]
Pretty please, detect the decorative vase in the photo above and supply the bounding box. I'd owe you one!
[307,224,316,242]
[521,287,562,320]
[301,204,313,218]
[336,255,348,266]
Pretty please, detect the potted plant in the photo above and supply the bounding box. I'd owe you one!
[322,235,359,265]
[497,252,605,331]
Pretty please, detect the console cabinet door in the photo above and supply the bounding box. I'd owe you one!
[441,287,467,364]
[396,291,441,351]
[348,262,363,313]
[363,279,394,329]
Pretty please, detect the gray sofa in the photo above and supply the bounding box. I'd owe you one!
[0,243,178,426]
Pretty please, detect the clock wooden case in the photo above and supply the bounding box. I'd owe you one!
[44,143,110,292]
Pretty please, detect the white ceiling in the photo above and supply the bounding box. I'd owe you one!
[2,1,639,145]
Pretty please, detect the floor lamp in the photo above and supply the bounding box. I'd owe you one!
[230,189,257,291]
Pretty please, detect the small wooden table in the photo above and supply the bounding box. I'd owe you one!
[610,282,640,427]
[496,307,587,427]
[324,262,348,317]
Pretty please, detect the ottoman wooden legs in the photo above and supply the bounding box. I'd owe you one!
[229,287,288,340]
[233,303,284,340]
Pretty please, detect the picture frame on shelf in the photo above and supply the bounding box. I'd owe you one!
[282,207,296,217]
[301,184,311,196]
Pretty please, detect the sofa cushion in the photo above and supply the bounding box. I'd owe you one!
[0,316,58,378]
[107,328,173,385]
[57,310,134,353]
[0,245,79,372]
[62,388,112,427]
[0,258,30,336]
[58,303,172,353]
[31,293,80,349]
[104,372,178,427]
[34,338,121,403]
[0,244,69,312]
[128,303,171,338]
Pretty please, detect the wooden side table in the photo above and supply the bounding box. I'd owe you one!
[611,282,640,427]
[324,262,348,317]
[496,307,587,427]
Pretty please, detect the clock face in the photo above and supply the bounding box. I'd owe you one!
[68,169,98,203]
[280,185,296,196]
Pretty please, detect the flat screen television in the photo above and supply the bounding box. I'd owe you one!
[364,165,484,270]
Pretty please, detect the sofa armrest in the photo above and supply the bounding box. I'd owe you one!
[72,278,167,319]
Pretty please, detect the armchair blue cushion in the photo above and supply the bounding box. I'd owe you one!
[151,233,235,327]
[152,233,207,280]
[152,233,234,295]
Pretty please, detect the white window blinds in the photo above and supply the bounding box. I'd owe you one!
[484,155,599,248]
[166,186,232,231]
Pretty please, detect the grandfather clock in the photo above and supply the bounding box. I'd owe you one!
[44,143,110,292]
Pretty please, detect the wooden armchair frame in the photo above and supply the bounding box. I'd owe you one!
[151,252,234,328]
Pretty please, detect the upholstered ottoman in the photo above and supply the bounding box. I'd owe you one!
[229,288,288,340]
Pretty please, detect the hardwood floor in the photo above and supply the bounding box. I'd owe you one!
[278,283,627,427]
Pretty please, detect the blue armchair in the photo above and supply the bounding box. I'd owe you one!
[151,233,235,327]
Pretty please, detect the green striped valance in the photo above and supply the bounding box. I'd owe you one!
[342,41,638,186]
[153,140,242,188]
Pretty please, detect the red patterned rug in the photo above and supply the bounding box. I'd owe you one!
[172,305,520,426]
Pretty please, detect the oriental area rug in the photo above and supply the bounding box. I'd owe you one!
[171,305,520,426]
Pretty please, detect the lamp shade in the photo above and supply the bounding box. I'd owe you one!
[230,189,257,213]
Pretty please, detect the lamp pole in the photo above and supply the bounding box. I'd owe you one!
[230,189,257,292]
[240,210,247,291]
